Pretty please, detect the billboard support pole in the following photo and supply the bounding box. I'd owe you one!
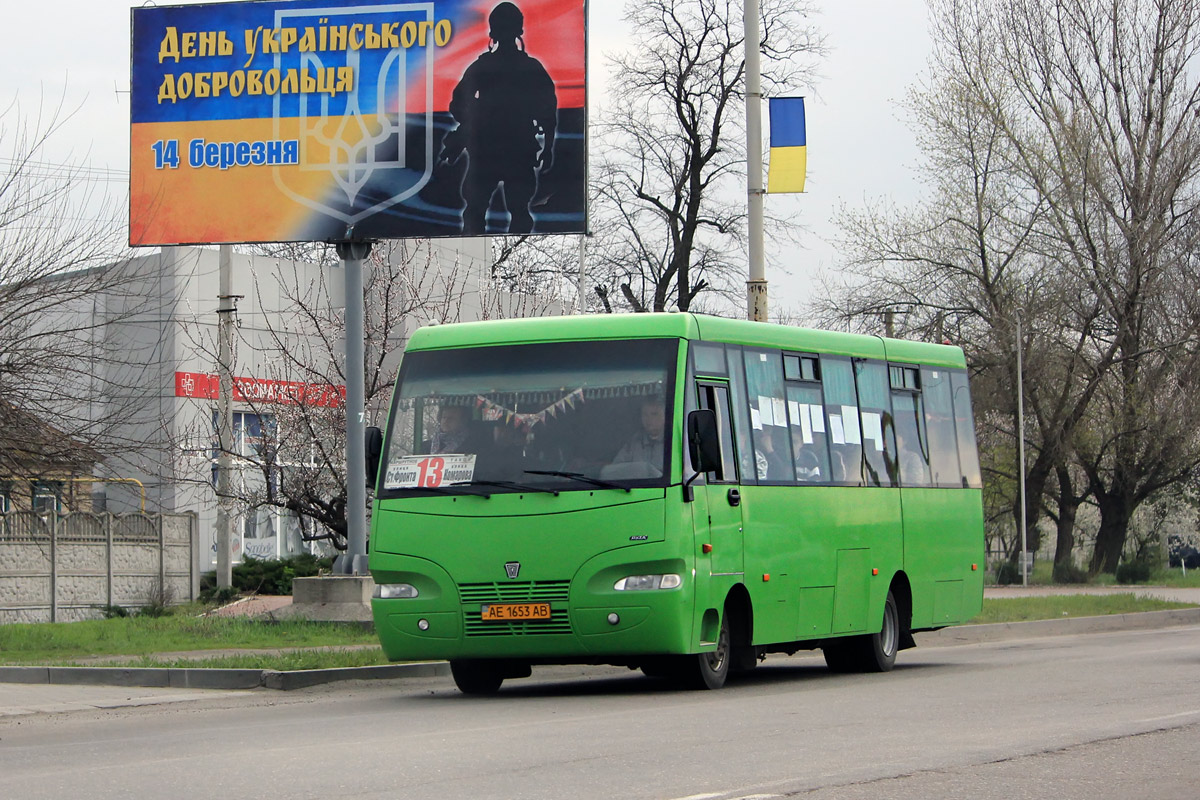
[337,239,373,574]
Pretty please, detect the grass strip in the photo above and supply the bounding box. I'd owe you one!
[969,593,1195,624]
[2,595,1194,670]
[0,616,377,664]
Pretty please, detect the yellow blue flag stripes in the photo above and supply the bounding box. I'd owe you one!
[768,97,807,193]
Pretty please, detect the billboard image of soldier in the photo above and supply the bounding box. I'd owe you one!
[129,0,585,245]
[439,3,556,235]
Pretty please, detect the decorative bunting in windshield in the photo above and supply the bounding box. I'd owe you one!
[474,388,584,431]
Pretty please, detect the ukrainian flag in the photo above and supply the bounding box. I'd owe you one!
[767,97,807,193]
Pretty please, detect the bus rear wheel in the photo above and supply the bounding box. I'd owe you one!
[822,590,900,673]
[862,590,900,672]
[450,659,504,695]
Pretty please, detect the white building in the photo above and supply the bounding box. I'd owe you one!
[44,238,565,567]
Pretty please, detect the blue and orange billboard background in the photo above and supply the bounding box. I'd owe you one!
[130,0,586,245]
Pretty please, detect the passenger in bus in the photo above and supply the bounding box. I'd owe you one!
[755,427,790,481]
[424,405,478,454]
[894,429,929,485]
[606,396,666,477]
[795,448,822,482]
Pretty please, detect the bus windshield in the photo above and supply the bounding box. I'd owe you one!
[380,338,680,496]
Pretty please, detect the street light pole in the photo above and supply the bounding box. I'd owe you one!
[744,0,767,322]
[1016,311,1028,587]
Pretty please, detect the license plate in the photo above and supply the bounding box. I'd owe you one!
[480,603,552,621]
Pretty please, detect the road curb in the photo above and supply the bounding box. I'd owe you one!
[0,661,449,691]
[3,608,1196,691]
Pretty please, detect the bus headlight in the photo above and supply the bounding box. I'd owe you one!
[614,574,682,591]
[374,583,419,599]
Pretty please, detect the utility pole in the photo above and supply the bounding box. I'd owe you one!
[215,244,237,589]
[744,0,767,322]
[338,239,373,574]
[1016,311,1028,587]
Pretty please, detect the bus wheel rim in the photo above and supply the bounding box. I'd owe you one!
[881,600,898,657]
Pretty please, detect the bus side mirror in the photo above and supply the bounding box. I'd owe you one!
[687,409,722,475]
[365,426,383,489]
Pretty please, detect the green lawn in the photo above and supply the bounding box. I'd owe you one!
[1004,558,1200,588]
[0,615,378,665]
[968,593,1195,624]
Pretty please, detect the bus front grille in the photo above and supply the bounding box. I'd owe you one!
[459,580,573,637]
[463,616,573,637]
[458,580,571,603]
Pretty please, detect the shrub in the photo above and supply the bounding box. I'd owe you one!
[199,554,334,599]
[199,586,241,605]
[1052,561,1089,584]
[1115,560,1152,584]
[99,603,132,619]
[232,553,334,595]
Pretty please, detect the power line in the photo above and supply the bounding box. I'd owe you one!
[0,158,128,183]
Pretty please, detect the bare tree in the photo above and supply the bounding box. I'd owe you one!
[947,0,1200,573]
[170,239,563,550]
[590,0,823,313]
[827,0,1200,573]
[0,98,158,492]
[823,61,1100,565]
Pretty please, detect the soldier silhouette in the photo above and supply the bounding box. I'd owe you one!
[439,2,557,234]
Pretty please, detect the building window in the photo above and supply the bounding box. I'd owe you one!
[212,411,276,485]
[32,481,64,514]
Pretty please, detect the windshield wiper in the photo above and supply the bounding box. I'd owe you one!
[524,470,631,493]
[452,480,558,496]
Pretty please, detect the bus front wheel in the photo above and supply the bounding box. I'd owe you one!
[450,659,504,695]
[688,612,731,690]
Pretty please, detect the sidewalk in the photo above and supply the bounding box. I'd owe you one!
[203,594,294,618]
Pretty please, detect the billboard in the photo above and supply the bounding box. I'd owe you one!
[130,0,586,245]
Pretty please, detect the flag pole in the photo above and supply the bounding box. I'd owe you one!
[745,0,767,322]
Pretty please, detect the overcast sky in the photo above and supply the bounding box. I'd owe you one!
[2,0,931,315]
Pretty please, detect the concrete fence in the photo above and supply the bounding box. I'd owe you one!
[0,512,199,624]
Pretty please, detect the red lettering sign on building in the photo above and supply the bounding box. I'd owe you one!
[174,372,345,407]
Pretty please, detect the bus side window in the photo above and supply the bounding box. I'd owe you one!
[742,349,795,483]
[784,354,831,483]
[921,367,960,487]
[853,359,896,487]
[692,342,727,376]
[697,383,739,483]
[890,365,931,487]
[950,370,983,488]
[726,345,758,485]
[819,356,864,485]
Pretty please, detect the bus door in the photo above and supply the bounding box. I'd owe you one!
[695,382,746,592]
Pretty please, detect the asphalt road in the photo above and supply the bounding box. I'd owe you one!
[1,625,1198,800]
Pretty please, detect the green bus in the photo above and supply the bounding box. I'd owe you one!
[367,314,984,693]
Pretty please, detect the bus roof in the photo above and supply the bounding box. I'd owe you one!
[404,314,967,369]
